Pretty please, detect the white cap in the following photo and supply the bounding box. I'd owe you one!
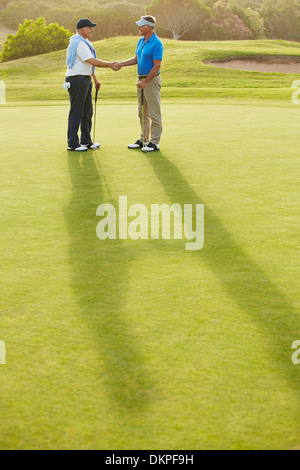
[136,17,155,27]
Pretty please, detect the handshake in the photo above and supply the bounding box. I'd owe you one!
[111,62,122,72]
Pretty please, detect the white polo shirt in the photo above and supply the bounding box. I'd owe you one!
[66,38,94,77]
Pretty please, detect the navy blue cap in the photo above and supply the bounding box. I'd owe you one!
[77,18,97,29]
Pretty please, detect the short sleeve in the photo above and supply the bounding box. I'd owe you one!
[153,41,164,61]
[76,41,93,62]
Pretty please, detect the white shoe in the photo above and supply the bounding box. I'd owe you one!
[128,140,144,149]
[82,143,101,150]
[68,145,88,152]
[142,142,160,153]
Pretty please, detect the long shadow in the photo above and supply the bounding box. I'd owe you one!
[147,151,300,396]
[64,151,152,410]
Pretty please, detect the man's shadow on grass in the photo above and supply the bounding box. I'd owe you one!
[64,148,300,411]
[147,151,300,396]
[64,150,152,411]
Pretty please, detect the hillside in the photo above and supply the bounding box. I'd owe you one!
[0,24,16,49]
[1,37,300,102]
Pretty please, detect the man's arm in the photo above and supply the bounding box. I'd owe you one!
[87,57,121,70]
[117,55,138,67]
[137,60,162,89]
[91,73,101,90]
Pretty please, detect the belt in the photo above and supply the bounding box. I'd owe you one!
[66,75,91,79]
[138,73,160,80]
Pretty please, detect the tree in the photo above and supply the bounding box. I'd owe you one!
[201,0,252,39]
[231,4,265,38]
[42,3,145,40]
[0,1,50,29]
[261,0,300,41]
[244,7,265,38]
[0,17,71,62]
[0,0,10,9]
[147,0,207,40]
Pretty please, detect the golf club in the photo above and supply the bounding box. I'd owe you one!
[93,87,99,145]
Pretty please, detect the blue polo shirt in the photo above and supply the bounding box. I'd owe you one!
[135,33,164,76]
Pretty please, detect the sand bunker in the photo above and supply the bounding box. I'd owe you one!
[205,55,300,74]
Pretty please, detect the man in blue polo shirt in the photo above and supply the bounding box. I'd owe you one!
[117,16,164,152]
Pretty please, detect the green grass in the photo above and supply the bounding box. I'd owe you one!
[1,37,300,101]
[0,37,300,449]
[0,98,300,449]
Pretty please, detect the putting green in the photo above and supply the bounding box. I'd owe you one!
[0,100,299,449]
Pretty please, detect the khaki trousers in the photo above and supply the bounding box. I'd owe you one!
[137,75,162,146]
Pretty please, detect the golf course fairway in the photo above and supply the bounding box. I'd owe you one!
[0,97,299,449]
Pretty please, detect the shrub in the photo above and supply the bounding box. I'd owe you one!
[231,5,265,38]
[210,13,252,39]
[0,17,71,62]
[261,0,300,42]
[202,0,252,40]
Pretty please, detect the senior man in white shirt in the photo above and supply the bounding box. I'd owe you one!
[65,18,120,152]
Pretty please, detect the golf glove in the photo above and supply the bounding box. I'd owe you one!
[62,82,71,91]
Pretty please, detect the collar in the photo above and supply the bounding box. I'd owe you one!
[142,32,156,43]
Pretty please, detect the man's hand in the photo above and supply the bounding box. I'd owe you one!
[111,62,122,71]
[93,78,101,90]
[137,79,147,90]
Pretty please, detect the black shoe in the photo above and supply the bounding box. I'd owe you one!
[142,142,160,153]
[81,143,101,150]
[67,145,88,152]
[128,140,144,149]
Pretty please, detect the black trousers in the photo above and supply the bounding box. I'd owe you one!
[67,75,93,148]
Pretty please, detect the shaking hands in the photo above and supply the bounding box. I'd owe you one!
[111,62,122,71]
